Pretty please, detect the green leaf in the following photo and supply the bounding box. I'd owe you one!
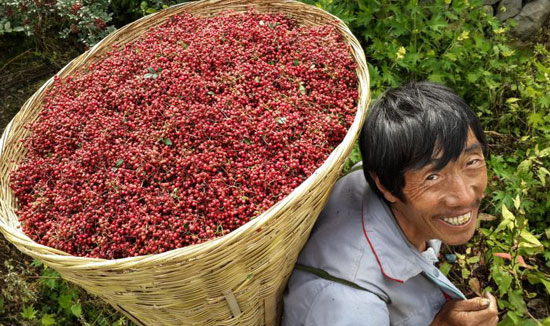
[538,167,549,186]
[113,318,127,326]
[292,59,299,66]
[527,112,543,128]
[495,270,513,296]
[506,310,522,325]
[31,259,43,267]
[495,204,514,233]
[526,272,550,293]
[275,117,287,124]
[40,268,60,289]
[162,138,173,146]
[517,159,531,174]
[207,91,214,95]
[41,314,56,326]
[58,294,73,309]
[466,72,479,83]
[144,73,154,79]
[539,95,550,108]
[71,303,82,318]
[0,297,5,315]
[513,194,521,210]
[519,229,543,249]
[541,278,550,295]
[181,42,188,49]
[299,83,306,95]
[507,289,527,313]
[428,73,444,83]
[439,262,451,276]
[540,147,550,158]
[502,204,515,223]
[461,267,471,279]
[21,305,37,320]
[243,138,251,145]
[467,255,480,264]
[148,67,155,73]
[115,159,123,168]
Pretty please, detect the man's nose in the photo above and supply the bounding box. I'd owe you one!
[444,175,477,208]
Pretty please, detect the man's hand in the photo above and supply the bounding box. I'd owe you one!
[431,292,498,326]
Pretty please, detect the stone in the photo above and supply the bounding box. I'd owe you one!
[496,0,522,20]
[483,5,494,16]
[512,0,550,40]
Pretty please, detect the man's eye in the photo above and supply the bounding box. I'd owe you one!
[467,159,481,166]
[426,174,438,181]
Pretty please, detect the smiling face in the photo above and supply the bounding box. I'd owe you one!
[374,129,488,250]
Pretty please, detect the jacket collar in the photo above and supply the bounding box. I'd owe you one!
[361,185,441,283]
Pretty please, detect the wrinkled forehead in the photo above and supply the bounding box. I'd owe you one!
[415,129,483,171]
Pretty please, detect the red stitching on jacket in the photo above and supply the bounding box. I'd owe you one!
[361,198,404,283]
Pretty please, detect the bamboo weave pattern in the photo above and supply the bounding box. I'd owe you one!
[0,1,370,325]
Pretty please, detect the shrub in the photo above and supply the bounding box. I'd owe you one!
[0,0,114,48]
[303,0,550,324]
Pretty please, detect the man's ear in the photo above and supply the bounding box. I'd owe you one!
[370,173,399,204]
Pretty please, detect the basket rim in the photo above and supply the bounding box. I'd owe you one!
[0,0,370,268]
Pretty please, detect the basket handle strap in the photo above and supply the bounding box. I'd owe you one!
[264,295,278,326]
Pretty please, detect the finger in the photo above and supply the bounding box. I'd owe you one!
[455,297,491,312]
[459,308,497,325]
[481,315,499,326]
[484,292,498,315]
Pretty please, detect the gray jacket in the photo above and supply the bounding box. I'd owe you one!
[282,166,465,326]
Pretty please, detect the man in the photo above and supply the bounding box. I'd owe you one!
[282,82,498,325]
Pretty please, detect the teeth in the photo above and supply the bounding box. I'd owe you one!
[442,212,471,226]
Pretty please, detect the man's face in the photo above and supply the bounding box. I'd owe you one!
[388,129,488,247]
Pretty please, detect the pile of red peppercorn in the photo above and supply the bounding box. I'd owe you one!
[10,10,358,259]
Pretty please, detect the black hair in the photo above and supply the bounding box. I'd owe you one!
[359,81,487,202]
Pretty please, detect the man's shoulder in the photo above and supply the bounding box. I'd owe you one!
[295,163,391,293]
[283,270,389,326]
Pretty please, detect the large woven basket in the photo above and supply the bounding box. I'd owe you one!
[0,0,369,325]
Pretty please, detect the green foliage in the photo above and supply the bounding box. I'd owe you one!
[301,0,550,323]
[109,0,182,27]
[480,201,547,324]
[1,259,132,326]
[342,142,361,174]
[20,305,37,320]
[0,0,115,48]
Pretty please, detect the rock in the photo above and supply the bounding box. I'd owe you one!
[483,5,494,16]
[496,0,522,20]
[483,0,500,4]
[512,0,550,40]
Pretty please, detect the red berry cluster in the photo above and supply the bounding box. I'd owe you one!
[10,10,358,259]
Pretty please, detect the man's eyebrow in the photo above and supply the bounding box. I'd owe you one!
[419,142,483,171]
[463,142,483,154]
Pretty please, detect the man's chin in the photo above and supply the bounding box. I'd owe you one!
[440,227,477,246]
